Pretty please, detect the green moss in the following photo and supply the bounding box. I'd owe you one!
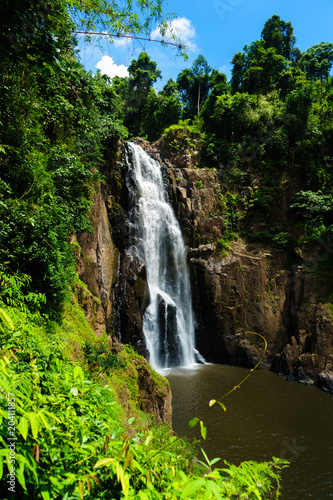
[194,179,205,190]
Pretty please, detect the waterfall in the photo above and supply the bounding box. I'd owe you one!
[125,141,198,371]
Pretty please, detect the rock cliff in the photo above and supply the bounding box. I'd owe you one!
[74,143,172,420]
[135,137,333,392]
[76,137,333,394]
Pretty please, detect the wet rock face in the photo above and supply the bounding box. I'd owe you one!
[157,294,181,368]
[271,291,333,381]
[189,240,290,367]
[76,189,119,336]
[189,239,333,378]
[317,371,333,393]
[116,251,150,358]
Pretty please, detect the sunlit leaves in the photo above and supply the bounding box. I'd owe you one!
[188,417,199,430]
[199,420,207,441]
[17,417,29,441]
[218,401,227,411]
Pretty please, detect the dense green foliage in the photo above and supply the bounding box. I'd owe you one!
[0,274,288,499]
[0,1,130,317]
[159,15,333,251]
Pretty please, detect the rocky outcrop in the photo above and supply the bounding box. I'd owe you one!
[116,251,150,357]
[74,188,119,336]
[135,359,172,423]
[189,240,290,367]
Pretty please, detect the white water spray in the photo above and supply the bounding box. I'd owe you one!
[126,142,198,371]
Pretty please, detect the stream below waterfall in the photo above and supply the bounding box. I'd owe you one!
[167,364,333,499]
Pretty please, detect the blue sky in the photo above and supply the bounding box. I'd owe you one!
[78,0,333,89]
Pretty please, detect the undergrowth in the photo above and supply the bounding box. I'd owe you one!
[0,272,288,499]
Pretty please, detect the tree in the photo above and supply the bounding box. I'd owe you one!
[0,0,176,67]
[143,83,182,141]
[177,55,212,118]
[261,14,299,63]
[300,42,333,95]
[231,40,288,94]
[200,70,228,125]
[0,0,71,69]
[122,52,162,136]
[128,52,162,95]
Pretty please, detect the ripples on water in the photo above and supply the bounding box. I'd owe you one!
[167,364,333,499]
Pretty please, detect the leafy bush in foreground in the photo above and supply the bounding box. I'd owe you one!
[0,274,288,498]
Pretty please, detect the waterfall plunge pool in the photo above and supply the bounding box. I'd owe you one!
[167,363,333,499]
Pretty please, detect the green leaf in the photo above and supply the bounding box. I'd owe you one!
[17,417,29,440]
[95,457,116,468]
[188,417,199,429]
[41,486,51,500]
[204,480,223,500]
[16,462,27,491]
[209,399,216,407]
[138,491,150,500]
[200,420,207,441]
[144,433,152,446]
[73,365,84,383]
[37,411,50,430]
[43,410,62,424]
[218,401,227,412]
[25,412,39,439]
[70,387,79,396]
[200,447,210,466]
[0,308,14,331]
[180,478,206,499]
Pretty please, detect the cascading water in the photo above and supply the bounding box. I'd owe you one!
[125,141,199,371]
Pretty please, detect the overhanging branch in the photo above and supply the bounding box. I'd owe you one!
[73,31,184,50]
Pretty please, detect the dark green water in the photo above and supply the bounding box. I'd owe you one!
[166,364,333,499]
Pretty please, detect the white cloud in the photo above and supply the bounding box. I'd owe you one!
[95,55,129,78]
[151,17,197,52]
[219,64,231,74]
[219,64,232,79]
[112,36,132,48]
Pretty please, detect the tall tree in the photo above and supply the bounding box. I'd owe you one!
[300,42,333,95]
[123,52,162,136]
[143,81,182,140]
[261,14,299,62]
[128,52,162,95]
[177,55,212,118]
[231,40,288,94]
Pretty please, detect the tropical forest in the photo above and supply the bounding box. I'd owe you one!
[0,0,332,499]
